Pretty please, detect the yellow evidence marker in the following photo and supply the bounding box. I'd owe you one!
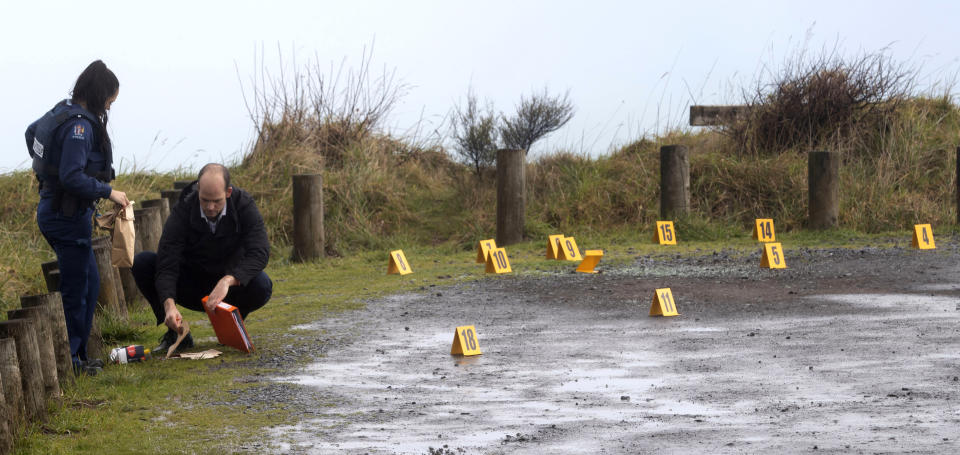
[752,218,776,242]
[557,237,583,261]
[476,239,497,263]
[911,224,936,249]
[653,221,677,245]
[387,249,413,275]
[451,325,482,356]
[760,242,787,269]
[546,234,565,259]
[576,250,604,273]
[485,247,512,274]
[650,288,680,316]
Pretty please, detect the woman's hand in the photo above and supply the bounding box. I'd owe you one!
[109,189,130,207]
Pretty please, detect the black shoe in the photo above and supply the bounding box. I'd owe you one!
[155,329,194,353]
[73,360,102,376]
[85,358,105,368]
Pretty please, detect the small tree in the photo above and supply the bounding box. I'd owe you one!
[500,88,575,155]
[450,89,499,177]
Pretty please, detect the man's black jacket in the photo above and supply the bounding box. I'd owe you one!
[154,181,270,303]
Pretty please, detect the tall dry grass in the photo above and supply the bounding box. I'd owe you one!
[1,48,957,314]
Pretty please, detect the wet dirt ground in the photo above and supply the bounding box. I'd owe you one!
[269,242,960,454]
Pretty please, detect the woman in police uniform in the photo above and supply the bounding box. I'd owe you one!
[27,60,129,375]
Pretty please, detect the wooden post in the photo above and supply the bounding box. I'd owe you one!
[116,205,162,306]
[0,371,11,455]
[161,190,181,211]
[40,260,60,293]
[134,206,162,253]
[956,147,959,224]
[660,145,691,220]
[808,151,840,229]
[141,198,170,226]
[91,236,129,321]
[6,309,58,399]
[20,293,73,390]
[496,149,525,246]
[291,174,325,262]
[173,180,193,190]
[0,321,46,422]
[0,338,24,426]
[118,268,140,307]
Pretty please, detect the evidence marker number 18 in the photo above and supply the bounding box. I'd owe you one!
[451,325,482,356]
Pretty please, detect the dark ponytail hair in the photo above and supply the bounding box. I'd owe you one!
[70,60,118,155]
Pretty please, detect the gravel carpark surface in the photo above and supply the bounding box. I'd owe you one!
[252,240,960,454]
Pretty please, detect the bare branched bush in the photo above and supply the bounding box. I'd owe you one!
[500,88,575,155]
[450,88,498,177]
[238,44,407,171]
[729,45,917,156]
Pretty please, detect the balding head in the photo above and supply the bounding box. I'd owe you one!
[197,163,233,219]
[198,163,231,191]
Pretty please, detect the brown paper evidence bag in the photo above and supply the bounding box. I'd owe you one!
[95,202,136,267]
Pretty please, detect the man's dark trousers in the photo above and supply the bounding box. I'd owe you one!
[131,251,273,325]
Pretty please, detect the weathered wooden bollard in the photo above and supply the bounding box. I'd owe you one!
[134,206,162,253]
[0,338,24,426]
[40,260,60,293]
[141,198,170,226]
[0,372,11,455]
[808,151,839,229]
[173,180,193,190]
[38,263,103,359]
[91,236,128,321]
[6,309,58,399]
[20,293,73,390]
[496,149,526,246]
[118,267,140,307]
[0,321,45,422]
[660,145,690,220]
[291,174,325,262]
[161,189,181,211]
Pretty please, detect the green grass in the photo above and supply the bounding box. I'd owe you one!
[8,219,944,453]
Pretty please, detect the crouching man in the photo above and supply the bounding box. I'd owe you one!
[132,163,272,352]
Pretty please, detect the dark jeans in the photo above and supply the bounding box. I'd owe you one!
[131,251,273,327]
[36,199,98,365]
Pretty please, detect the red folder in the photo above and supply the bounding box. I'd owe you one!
[201,296,255,353]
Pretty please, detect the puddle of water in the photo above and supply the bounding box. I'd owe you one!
[911,283,960,291]
[810,293,957,310]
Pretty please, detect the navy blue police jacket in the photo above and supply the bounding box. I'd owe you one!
[154,182,271,303]
[25,100,112,201]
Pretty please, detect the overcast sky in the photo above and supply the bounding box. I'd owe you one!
[1,1,957,174]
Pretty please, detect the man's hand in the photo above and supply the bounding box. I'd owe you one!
[205,275,238,311]
[163,298,183,332]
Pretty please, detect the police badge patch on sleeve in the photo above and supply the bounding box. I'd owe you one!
[72,124,86,139]
[32,138,44,158]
